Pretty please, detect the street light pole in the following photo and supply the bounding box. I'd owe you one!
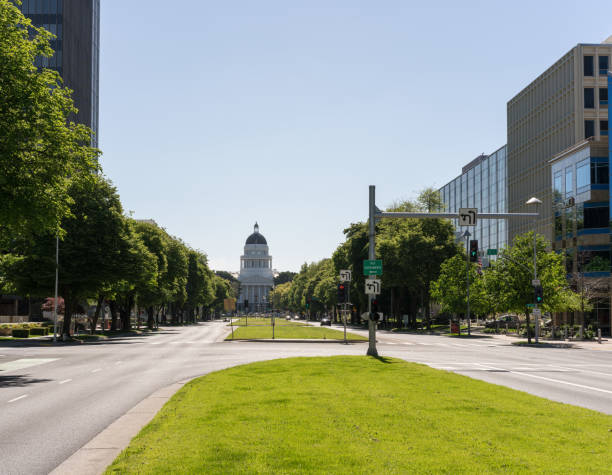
[53,234,59,343]
[367,185,379,357]
[463,230,471,337]
[526,197,542,344]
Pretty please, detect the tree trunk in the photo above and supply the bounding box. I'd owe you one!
[91,294,104,334]
[147,306,155,330]
[61,289,73,340]
[109,300,118,331]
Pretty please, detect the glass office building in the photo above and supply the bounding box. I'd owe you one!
[439,146,508,265]
[19,0,100,146]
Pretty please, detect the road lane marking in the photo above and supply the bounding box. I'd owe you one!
[59,379,72,384]
[551,365,612,378]
[8,395,28,403]
[474,363,612,395]
[150,342,162,345]
[0,358,58,372]
[91,368,102,373]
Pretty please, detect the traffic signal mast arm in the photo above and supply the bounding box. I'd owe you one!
[374,212,539,219]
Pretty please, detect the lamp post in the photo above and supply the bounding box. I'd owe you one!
[526,197,542,343]
[463,230,471,336]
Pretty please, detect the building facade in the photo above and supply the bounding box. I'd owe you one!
[550,138,610,333]
[19,0,100,146]
[238,223,274,312]
[507,40,612,243]
[439,145,508,265]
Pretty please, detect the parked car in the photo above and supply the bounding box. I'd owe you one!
[320,318,331,326]
[485,314,519,329]
[285,315,292,321]
[293,315,300,320]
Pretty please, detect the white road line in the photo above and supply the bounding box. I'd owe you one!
[150,342,162,345]
[91,368,102,373]
[474,363,612,395]
[551,365,612,378]
[59,379,72,384]
[8,395,28,403]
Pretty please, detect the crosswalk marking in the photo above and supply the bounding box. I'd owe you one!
[0,358,58,372]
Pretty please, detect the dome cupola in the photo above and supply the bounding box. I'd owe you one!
[246,221,267,245]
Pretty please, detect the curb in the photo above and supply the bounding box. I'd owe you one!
[50,379,192,475]
[225,338,368,343]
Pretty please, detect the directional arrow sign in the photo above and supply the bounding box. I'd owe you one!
[339,270,352,282]
[458,208,477,226]
[365,278,381,295]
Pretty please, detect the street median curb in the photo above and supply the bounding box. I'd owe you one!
[50,380,192,475]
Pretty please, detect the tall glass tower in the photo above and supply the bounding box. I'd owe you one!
[19,0,100,147]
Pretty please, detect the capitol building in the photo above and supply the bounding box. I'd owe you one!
[238,223,274,312]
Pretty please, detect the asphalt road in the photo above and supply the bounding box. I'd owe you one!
[2,321,612,474]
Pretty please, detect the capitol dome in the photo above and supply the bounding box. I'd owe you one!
[246,223,267,245]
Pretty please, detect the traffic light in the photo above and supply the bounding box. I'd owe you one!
[337,283,347,303]
[534,285,543,305]
[305,298,310,309]
[469,240,478,262]
[370,299,379,321]
[244,299,249,309]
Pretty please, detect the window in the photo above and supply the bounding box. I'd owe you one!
[600,87,609,105]
[585,120,595,138]
[553,171,563,203]
[599,55,609,75]
[591,161,609,184]
[576,203,584,233]
[584,56,594,76]
[584,206,609,228]
[576,159,590,192]
[601,120,608,136]
[565,167,573,196]
[555,212,563,240]
[585,88,595,108]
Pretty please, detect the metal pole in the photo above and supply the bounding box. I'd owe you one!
[463,231,470,337]
[367,185,378,357]
[534,213,539,344]
[53,234,59,343]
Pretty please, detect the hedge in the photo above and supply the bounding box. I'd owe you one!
[11,329,30,338]
[30,327,49,336]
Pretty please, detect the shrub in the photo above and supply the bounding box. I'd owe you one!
[30,327,48,336]
[0,326,11,336]
[11,329,30,338]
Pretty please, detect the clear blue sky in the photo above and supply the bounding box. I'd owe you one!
[99,0,612,272]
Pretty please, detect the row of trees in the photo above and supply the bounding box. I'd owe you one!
[271,190,461,325]
[272,188,583,333]
[0,2,234,337]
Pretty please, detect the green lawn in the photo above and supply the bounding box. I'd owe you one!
[226,324,366,340]
[106,356,612,474]
[230,317,306,326]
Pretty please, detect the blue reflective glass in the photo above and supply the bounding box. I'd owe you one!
[565,168,573,195]
[576,159,590,191]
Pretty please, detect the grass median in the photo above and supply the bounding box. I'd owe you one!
[230,317,306,326]
[226,324,366,341]
[106,356,612,474]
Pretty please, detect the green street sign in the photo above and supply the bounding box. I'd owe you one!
[487,248,498,255]
[363,260,382,276]
[526,303,534,308]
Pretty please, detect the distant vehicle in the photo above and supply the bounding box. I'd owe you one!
[320,318,331,326]
[485,314,519,329]
[293,315,300,320]
[285,315,292,321]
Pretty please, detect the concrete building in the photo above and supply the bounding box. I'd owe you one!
[238,223,274,312]
[507,39,612,243]
[18,0,100,146]
[439,145,508,265]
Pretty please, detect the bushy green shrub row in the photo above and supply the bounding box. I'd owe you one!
[11,329,30,338]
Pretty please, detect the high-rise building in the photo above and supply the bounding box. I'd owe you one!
[18,0,100,146]
[439,146,508,265]
[507,39,612,242]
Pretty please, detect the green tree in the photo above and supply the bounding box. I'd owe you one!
[1,175,139,338]
[486,232,577,343]
[0,1,99,241]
